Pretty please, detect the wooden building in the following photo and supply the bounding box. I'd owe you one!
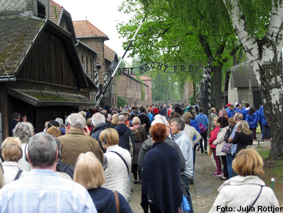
[49,0,99,107]
[0,0,96,139]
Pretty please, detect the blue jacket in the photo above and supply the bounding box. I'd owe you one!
[246,113,258,128]
[88,187,132,213]
[227,109,237,118]
[259,106,268,125]
[190,119,200,142]
[225,108,230,116]
[236,108,247,120]
[148,112,153,123]
[195,113,209,129]
[256,109,261,122]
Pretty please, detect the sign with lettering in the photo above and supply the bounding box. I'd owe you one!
[115,62,204,75]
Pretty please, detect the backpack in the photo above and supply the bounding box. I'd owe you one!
[198,123,206,134]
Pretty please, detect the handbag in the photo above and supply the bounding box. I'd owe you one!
[178,195,190,213]
[221,142,231,154]
[182,195,190,212]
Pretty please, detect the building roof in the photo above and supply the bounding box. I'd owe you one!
[104,45,115,62]
[8,88,95,106]
[0,15,45,77]
[230,61,259,88]
[49,0,77,43]
[127,74,149,87]
[140,76,152,80]
[0,15,96,90]
[49,0,63,25]
[73,20,109,39]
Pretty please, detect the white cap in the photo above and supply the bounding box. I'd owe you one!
[235,102,239,107]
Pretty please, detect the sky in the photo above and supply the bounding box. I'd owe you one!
[55,0,131,61]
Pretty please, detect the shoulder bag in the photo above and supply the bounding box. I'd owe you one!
[113,190,120,213]
[247,185,263,213]
[110,151,129,174]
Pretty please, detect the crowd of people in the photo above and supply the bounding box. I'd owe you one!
[0,102,279,213]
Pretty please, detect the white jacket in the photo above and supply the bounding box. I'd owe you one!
[209,176,280,213]
[184,124,201,147]
[213,126,229,156]
[18,143,30,171]
[3,161,28,185]
[103,144,132,202]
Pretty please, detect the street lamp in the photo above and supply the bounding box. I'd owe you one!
[96,62,101,71]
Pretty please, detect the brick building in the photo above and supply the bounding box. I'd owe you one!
[116,73,149,106]
[140,76,152,106]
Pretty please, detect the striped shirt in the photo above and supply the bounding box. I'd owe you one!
[0,169,97,213]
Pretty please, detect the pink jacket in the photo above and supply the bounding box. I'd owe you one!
[208,125,220,148]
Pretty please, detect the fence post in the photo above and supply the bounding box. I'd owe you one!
[271,178,275,190]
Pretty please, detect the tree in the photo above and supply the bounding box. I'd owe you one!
[117,96,127,108]
[118,0,241,110]
[223,0,283,159]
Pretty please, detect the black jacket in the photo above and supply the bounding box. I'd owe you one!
[160,107,168,117]
[91,123,108,152]
[115,124,135,156]
[138,113,151,134]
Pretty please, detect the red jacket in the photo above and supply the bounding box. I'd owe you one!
[208,125,220,148]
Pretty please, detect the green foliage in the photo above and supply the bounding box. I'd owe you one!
[117,0,245,108]
[189,95,195,105]
[117,96,127,108]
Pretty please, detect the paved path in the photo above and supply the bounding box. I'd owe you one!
[129,150,222,212]
[129,138,275,212]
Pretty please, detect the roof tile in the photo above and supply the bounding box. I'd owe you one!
[73,20,108,38]
[104,45,115,62]
[49,0,63,25]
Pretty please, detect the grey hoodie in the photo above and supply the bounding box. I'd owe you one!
[172,131,193,178]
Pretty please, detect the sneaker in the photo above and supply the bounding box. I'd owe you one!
[220,176,228,180]
[134,180,139,184]
[205,150,208,154]
[212,172,222,176]
[201,153,204,156]
[264,139,267,142]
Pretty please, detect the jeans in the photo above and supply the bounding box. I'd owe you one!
[250,128,256,140]
[193,146,196,166]
[200,131,208,153]
[262,125,270,139]
[221,156,228,178]
[181,175,194,213]
[212,148,221,173]
[192,148,195,179]
[226,154,234,179]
